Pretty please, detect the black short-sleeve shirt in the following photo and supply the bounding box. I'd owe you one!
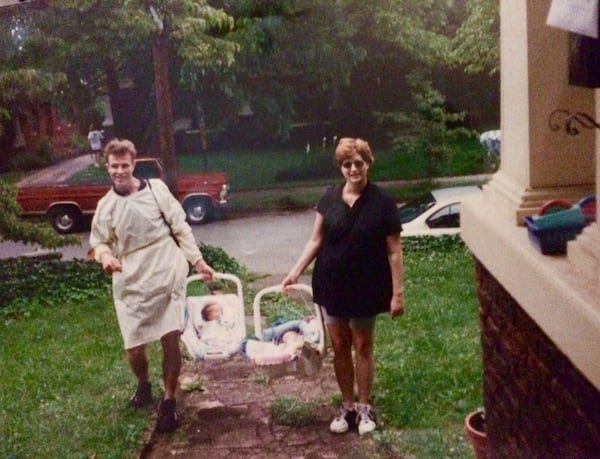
[312,181,402,318]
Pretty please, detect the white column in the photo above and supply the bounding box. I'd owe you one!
[461,0,600,390]
[489,0,594,225]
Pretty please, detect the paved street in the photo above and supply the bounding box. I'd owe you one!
[1,210,316,278]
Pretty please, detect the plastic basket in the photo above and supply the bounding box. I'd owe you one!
[524,216,586,255]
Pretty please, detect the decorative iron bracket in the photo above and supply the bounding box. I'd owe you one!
[549,109,600,136]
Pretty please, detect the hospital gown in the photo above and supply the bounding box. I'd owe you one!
[90,179,203,349]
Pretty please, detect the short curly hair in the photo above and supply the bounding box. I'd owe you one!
[103,138,137,160]
[334,137,374,166]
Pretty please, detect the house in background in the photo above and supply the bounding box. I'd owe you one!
[462,1,600,456]
[0,102,80,171]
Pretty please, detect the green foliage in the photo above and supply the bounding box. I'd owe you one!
[9,136,53,171]
[199,242,250,280]
[270,396,317,426]
[174,0,239,70]
[378,71,476,178]
[375,0,457,67]
[451,0,499,75]
[0,180,80,249]
[256,290,313,326]
[0,257,110,315]
[0,68,66,116]
[1,0,499,155]
[181,0,367,143]
[402,234,466,254]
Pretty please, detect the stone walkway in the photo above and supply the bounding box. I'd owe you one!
[139,353,386,459]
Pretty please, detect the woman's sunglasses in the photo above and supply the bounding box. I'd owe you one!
[341,160,365,169]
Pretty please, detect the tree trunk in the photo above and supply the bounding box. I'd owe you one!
[152,33,177,194]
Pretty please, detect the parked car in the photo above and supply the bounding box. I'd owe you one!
[17,157,229,234]
[399,186,482,237]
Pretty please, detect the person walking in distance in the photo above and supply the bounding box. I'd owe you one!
[89,138,215,433]
[87,124,104,167]
[282,137,405,435]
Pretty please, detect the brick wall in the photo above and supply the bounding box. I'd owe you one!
[474,259,600,458]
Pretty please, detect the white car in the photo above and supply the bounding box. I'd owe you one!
[398,186,482,237]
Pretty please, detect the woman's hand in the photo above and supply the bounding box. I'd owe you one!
[281,272,299,290]
[390,294,405,319]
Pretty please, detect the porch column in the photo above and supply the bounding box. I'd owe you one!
[461,0,600,391]
[487,0,594,224]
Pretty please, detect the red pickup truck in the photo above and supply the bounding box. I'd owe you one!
[16,157,230,234]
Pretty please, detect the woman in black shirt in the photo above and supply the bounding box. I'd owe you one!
[283,137,405,435]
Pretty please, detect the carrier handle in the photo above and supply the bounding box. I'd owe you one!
[184,272,243,299]
[252,283,325,354]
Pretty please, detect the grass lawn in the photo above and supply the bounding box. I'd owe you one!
[71,136,486,193]
[0,237,482,458]
[68,137,487,215]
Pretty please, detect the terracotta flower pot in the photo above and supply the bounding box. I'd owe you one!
[465,410,487,459]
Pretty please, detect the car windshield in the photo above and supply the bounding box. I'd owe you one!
[134,160,161,180]
[397,193,436,223]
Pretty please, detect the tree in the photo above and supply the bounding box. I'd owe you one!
[377,71,471,177]
[178,0,366,145]
[372,0,499,171]
[3,0,238,152]
[0,6,67,165]
[451,0,499,75]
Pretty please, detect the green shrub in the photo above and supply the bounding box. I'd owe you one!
[402,234,466,254]
[9,137,54,172]
[0,242,248,316]
[0,258,110,316]
[200,243,250,280]
[269,396,317,426]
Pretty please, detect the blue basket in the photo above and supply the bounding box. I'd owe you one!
[524,216,586,255]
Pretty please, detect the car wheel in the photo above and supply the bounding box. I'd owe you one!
[48,206,82,234]
[183,197,212,224]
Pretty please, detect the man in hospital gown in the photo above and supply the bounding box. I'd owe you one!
[89,138,215,433]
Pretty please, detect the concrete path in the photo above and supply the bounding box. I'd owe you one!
[16,154,95,186]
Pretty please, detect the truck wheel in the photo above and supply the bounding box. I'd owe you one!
[48,206,82,234]
[184,197,212,224]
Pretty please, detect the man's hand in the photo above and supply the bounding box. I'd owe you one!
[194,259,216,282]
[100,252,122,274]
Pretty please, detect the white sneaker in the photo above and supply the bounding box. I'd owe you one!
[356,403,376,435]
[329,405,357,433]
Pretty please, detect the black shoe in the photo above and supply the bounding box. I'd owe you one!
[156,399,179,433]
[128,381,153,409]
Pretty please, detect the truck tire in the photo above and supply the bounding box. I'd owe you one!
[48,205,82,234]
[183,197,212,225]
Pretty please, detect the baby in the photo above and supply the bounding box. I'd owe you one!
[181,292,242,359]
[242,316,321,365]
[200,302,224,322]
